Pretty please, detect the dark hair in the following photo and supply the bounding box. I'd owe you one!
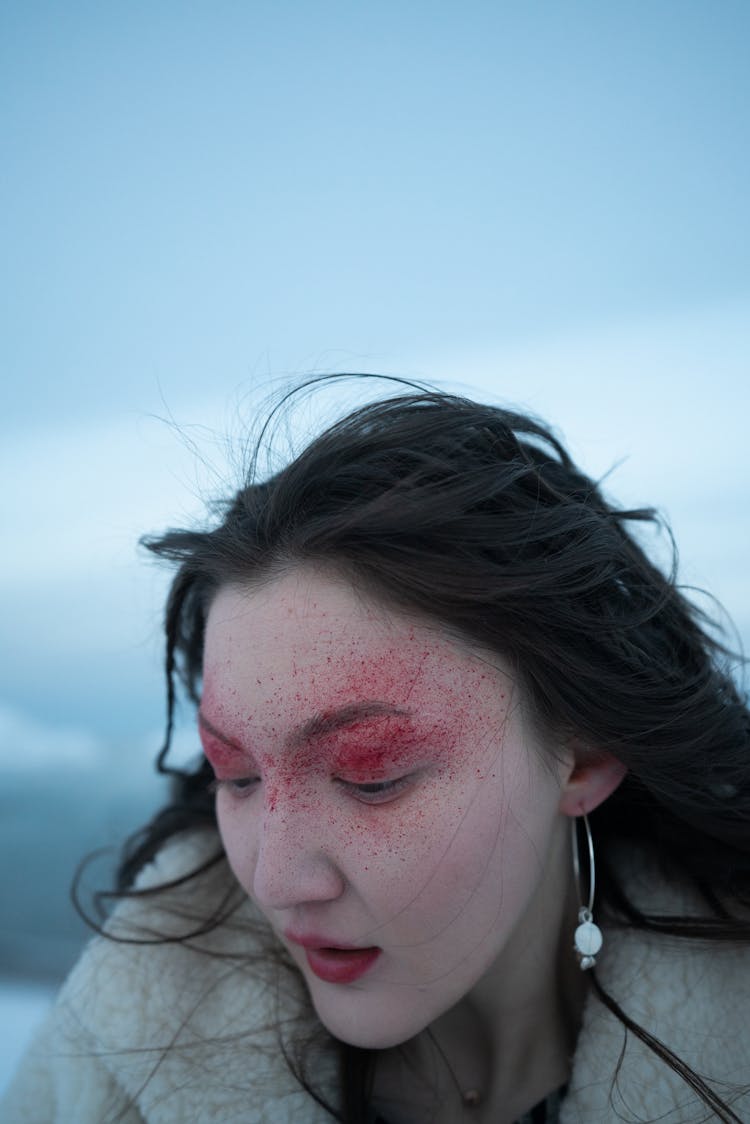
[100,377,750,1122]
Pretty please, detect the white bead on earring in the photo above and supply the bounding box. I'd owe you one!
[572,813,603,970]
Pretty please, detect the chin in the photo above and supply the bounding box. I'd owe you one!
[311,994,426,1051]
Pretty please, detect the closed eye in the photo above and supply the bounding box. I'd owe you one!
[209,773,416,805]
[337,775,413,805]
[208,777,259,799]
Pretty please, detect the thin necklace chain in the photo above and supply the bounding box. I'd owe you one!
[424,1025,482,1109]
[422,1026,564,1121]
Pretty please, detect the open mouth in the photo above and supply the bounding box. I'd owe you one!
[304,946,382,983]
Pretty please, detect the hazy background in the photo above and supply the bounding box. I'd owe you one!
[1,0,748,1089]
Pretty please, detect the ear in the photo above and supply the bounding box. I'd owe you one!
[558,752,627,817]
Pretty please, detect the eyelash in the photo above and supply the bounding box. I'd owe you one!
[208,774,413,806]
[207,777,258,798]
[339,775,413,804]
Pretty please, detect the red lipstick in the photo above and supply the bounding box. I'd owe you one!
[284,932,382,983]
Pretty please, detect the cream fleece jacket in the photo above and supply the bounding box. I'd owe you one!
[3,830,748,1123]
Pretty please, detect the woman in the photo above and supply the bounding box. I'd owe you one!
[4,381,749,1123]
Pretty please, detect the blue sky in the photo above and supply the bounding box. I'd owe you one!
[1,1,748,774]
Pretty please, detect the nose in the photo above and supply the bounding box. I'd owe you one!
[251,800,346,912]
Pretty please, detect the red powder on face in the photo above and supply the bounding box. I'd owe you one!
[201,709,436,783]
[322,716,436,779]
[198,713,258,776]
[201,608,511,850]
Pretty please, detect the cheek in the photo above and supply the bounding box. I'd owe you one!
[432,756,560,892]
[345,773,499,903]
[215,801,255,885]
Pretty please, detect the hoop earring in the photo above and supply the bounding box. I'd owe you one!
[572,813,603,970]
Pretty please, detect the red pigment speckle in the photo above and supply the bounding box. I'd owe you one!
[322,715,430,778]
[198,713,256,775]
[201,627,510,853]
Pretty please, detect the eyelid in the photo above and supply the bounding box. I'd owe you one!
[336,773,415,805]
[208,776,259,799]
[209,771,417,806]
[199,724,260,775]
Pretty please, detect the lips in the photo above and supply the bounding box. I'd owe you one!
[303,946,381,983]
[284,931,382,984]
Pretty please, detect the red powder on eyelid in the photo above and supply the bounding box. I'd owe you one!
[318,713,437,775]
[198,727,254,774]
[202,715,444,826]
[201,635,507,832]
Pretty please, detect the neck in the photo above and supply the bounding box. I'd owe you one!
[429,815,586,1119]
[371,815,588,1124]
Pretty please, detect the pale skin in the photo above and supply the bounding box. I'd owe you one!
[200,569,626,1123]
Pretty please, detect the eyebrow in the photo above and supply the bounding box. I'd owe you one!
[287,701,411,747]
[198,710,239,748]
[198,700,411,751]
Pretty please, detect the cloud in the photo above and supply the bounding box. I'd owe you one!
[0,395,235,590]
[0,701,105,771]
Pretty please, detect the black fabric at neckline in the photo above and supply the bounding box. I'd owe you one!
[369,1081,568,1124]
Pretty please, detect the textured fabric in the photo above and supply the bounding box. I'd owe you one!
[3,830,749,1123]
[561,854,750,1123]
[2,831,339,1124]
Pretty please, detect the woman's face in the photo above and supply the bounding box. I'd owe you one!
[201,569,573,1049]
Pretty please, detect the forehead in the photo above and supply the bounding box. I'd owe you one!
[202,570,514,737]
